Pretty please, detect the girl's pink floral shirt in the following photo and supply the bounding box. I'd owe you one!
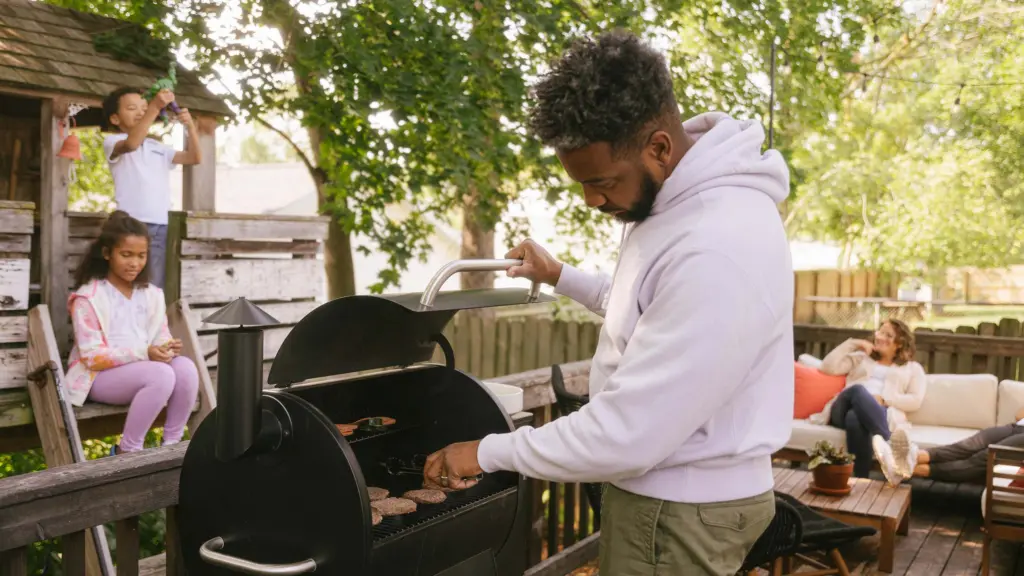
[65,279,172,406]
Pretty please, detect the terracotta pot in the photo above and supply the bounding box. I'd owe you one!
[812,463,853,491]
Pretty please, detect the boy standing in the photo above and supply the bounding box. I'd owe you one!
[101,87,201,288]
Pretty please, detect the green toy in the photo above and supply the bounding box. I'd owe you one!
[144,62,180,123]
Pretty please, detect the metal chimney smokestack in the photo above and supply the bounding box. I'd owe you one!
[202,297,280,461]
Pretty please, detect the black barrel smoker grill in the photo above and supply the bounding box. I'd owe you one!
[177,259,553,576]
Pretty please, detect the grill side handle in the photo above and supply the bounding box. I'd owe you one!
[199,537,317,575]
[419,259,541,308]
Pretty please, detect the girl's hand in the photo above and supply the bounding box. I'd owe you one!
[148,345,173,363]
[874,394,887,407]
[167,338,183,354]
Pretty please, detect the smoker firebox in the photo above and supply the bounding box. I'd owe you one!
[176,260,553,576]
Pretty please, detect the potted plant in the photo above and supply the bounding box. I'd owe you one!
[806,440,855,492]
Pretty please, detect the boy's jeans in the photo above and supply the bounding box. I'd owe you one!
[147,223,168,289]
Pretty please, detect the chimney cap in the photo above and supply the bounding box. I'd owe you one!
[202,297,280,327]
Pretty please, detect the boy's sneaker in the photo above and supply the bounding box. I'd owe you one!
[889,427,918,477]
[873,434,906,487]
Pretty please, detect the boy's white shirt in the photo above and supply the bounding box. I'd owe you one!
[103,133,175,225]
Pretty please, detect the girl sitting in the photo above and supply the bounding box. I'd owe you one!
[808,319,927,480]
[66,210,199,455]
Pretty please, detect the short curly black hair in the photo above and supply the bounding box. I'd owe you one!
[527,29,679,154]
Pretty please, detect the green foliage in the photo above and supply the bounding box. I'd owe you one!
[68,128,116,213]
[806,440,855,469]
[788,0,1024,274]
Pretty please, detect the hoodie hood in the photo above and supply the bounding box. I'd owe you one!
[650,112,790,216]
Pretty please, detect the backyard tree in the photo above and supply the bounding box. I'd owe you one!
[54,0,899,295]
[788,0,1024,276]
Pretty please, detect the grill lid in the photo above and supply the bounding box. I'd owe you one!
[267,259,555,385]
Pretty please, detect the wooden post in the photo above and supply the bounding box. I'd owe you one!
[39,99,71,357]
[182,116,217,212]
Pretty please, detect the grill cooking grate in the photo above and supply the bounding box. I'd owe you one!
[372,486,515,542]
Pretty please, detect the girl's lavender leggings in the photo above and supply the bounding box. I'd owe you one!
[88,356,200,452]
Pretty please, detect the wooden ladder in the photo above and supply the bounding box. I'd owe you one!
[23,300,216,575]
[25,304,114,576]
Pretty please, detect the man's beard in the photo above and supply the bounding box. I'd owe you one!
[605,171,659,223]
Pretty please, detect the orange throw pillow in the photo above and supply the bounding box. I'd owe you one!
[793,362,847,419]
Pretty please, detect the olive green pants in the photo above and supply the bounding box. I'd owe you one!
[598,484,775,575]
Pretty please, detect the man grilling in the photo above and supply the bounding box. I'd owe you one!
[424,29,794,575]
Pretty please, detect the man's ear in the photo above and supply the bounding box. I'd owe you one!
[646,130,673,168]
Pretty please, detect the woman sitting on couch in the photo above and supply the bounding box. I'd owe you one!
[811,319,927,479]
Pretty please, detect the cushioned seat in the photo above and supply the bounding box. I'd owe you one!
[981,464,1024,520]
[787,420,980,454]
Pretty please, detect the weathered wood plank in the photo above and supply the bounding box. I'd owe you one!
[185,300,320,331]
[167,300,216,433]
[179,259,323,305]
[0,546,28,576]
[198,325,292,366]
[180,238,321,257]
[0,316,27,344]
[68,212,107,238]
[0,258,30,311]
[116,516,140,576]
[0,208,33,235]
[184,214,328,241]
[41,102,72,357]
[0,348,27,389]
[0,233,31,254]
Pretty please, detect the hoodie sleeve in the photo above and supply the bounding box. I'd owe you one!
[70,298,148,370]
[149,290,173,347]
[553,264,611,318]
[477,250,777,483]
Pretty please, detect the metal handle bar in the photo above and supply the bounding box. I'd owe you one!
[200,537,317,575]
[419,259,541,308]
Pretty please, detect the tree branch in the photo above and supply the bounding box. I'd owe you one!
[254,116,318,180]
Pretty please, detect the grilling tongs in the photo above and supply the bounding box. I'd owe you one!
[382,455,483,483]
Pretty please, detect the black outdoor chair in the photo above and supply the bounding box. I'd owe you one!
[549,363,603,521]
[770,492,877,575]
[738,494,804,575]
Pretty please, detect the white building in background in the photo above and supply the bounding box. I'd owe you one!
[169,162,842,296]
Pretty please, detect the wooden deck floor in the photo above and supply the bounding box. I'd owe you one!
[569,475,1024,576]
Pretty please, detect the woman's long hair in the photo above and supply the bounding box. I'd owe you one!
[870,318,916,366]
[72,210,151,289]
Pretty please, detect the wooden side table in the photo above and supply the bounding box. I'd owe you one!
[773,468,911,573]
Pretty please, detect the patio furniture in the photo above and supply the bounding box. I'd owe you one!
[981,443,1024,575]
[774,492,877,576]
[738,494,803,575]
[550,363,603,521]
[774,469,910,573]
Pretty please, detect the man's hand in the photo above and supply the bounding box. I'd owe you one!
[505,239,563,286]
[423,440,483,491]
[148,344,173,363]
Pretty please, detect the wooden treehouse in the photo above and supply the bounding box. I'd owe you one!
[0,4,330,462]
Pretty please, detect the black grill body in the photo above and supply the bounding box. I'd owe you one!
[177,280,553,576]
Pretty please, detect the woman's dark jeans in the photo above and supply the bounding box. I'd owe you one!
[829,384,890,477]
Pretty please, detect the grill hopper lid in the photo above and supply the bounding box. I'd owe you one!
[267,259,555,386]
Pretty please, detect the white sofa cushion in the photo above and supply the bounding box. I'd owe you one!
[797,354,823,369]
[907,373,998,430]
[786,421,978,454]
[998,380,1024,426]
[981,464,1024,520]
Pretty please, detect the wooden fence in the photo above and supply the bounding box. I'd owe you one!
[0,201,32,397]
[794,269,902,324]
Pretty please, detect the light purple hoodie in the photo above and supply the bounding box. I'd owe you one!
[478,112,795,503]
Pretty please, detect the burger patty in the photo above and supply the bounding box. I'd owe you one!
[403,489,447,504]
[371,497,417,516]
[367,486,389,501]
[372,509,383,526]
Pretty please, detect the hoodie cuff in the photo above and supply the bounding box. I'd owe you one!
[554,264,600,307]
[478,431,518,473]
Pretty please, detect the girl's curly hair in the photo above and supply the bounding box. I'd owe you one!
[527,29,679,155]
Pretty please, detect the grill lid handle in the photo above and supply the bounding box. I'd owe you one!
[420,259,541,308]
[200,537,317,575]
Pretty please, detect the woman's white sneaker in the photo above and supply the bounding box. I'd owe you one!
[889,427,917,477]
[873,434,906,487]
